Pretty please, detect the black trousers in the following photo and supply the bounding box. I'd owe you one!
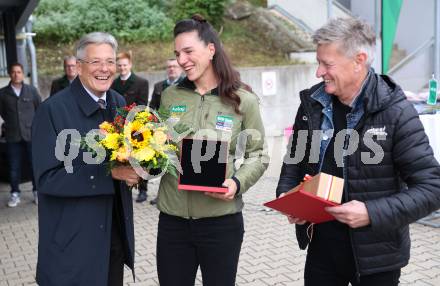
[304,235,401,286]
[138,179,148,192]
[157,212,244,286]
[108,194,126,286]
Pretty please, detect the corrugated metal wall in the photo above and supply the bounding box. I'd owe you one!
[0,39,8,76]
[0,13,8,77]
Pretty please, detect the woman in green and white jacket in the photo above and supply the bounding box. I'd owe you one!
[155,14,269,286]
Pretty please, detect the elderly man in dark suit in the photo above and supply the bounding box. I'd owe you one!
[111,51,150,203]
[0,62,41,207]
[32,32,139,286]
[49,55,78,96]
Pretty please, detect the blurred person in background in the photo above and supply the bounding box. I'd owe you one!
[111,51,150,203]
[50,55,78,96]
[0,62,41,207]
[149,58,185,111]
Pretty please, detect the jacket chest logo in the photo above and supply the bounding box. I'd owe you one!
[215,115,234,132]
[169,105,187,123]
[365,126,387,137]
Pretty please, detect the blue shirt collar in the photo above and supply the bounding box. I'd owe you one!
[311,69,372,111]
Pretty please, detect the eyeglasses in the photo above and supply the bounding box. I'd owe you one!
[78,58,116,68]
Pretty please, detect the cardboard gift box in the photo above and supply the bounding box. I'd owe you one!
[301,173,344,204]
[264,173,344,223]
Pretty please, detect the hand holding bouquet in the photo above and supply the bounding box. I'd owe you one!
[82,103,178,184]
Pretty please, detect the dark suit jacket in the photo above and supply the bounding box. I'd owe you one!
[149,76,184,111]
[0,82,41,142]
[149,80,166,111]
[111,73,148,106]
[50,75,72,96]
[32,78,135,285]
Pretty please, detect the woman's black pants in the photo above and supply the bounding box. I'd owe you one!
[157,212,244,286]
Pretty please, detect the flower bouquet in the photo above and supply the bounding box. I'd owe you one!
[82,103,178,180]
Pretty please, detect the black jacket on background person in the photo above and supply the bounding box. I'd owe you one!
[276,73,440,276]
[50,75,72,96]
[0,82,41,142]
[32,78,135,285]
[149,76,184,111]
[149,80,169,110]
[149,80,167,111]
[111,73,148,106]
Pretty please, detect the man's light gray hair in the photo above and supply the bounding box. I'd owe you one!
[63,55,76,63]
[313,17,376,66]
[75,32,118,60]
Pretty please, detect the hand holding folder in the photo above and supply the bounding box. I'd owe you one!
[279,192,307,225]
[264,173,344,224]
[324,199,371,228]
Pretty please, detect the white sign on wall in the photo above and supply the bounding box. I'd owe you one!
[262,71,277,96]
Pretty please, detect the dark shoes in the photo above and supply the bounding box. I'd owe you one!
[135,185,157,205]
[136,190,147,203]
[150,197,158,205]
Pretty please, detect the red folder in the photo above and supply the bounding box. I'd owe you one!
[264,188,339,224]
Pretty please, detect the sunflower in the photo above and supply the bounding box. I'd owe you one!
[99,121,114,133]
[101,133,121,150]
[124,120,152,149]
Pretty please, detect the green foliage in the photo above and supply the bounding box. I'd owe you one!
[34,0,233,42]
[172,0,229,29]
[246,0,267,7]
[34,0,174,43]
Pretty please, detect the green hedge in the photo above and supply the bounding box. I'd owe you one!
[172,0,228,29]
[34,0,174,42]
[34,0,230,43]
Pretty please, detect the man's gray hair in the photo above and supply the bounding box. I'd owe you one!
[75,32,118,59]
[63,55,76,63]
[313,17,376,66]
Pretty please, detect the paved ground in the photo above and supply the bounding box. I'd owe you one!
[1,176,440,286]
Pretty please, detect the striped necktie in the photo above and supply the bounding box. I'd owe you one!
[97,98,106,109]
